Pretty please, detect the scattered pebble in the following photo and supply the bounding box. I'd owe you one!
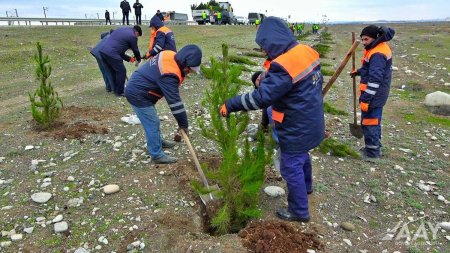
[264,186,285,197]
[103,184,120,194]
[31,192,52,203]
[343,238,352,246]
[54,221,69,233]
[341,222,355,231]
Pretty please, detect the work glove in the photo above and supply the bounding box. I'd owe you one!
[134,60,140,67]
[219,104,228,117]
[360,102,369,112]
[129,57,136,63]
[350,69,358,78]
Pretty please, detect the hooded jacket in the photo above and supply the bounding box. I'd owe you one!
[358,27,395,108]
[225,17,325,153]
[148,15,176,57]
[125,45,202,129]
[99,27,141,62]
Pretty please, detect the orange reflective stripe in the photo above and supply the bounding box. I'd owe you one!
[359,83,367,91]
[364,42,392,62]
[271,109,284,123]
[362,118,379,126]
[262,59,271,71]
[148,91,162,97]
[273,44,320,84]
[157,26,172,34]
[148,28,156,51]
[157,51,184,84]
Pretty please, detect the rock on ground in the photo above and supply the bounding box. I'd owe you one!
[424,91,450,116]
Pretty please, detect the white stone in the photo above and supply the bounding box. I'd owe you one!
[52,214,63,223]
[264,186,285,197]
[121,114,141,125]
[343,238,352,246]
[1,206,13,210]
[10,234,23,241]
[140,242,145,249]
[103,184,120,194]
[307,250,316,253]
[399,148,412,153]
[40,182,51,188]
[439,222,450,231]
[394,165,404,171]
[67,176,75,182]
[74,248,89,253]
[424,91,450,115]
[23,227,34,234]
[31,192,52,203]
[54,221,69,233]
[113,142,122,148]
[0,241,12,247]
[63,187,69,191]
[25,145,34,150]
[430,136,437,141]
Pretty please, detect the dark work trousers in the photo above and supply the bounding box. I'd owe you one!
[280,152,312,218]
[361,107,383,158]
[106,18,111,25]
[122,12,129,25]
[135,14,141,25]
[101,53,127,95]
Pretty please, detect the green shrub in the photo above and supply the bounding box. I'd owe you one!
[29,42,63,129]
[297,31,311,40]
[228,55,258,66]
[323,102,349,116]
[318,138,359,158]
[314,43,331,57]
[242,51,266,58]
[321,68,334,76]
[198,44,271,234]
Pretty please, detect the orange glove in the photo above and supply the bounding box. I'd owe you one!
[130,57,136,63]
[360,102,369,112]
[350,69,358,78]
[219,104,228,117]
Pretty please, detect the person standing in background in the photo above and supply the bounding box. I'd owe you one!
[120,0,132,25]
[105,10,112,25]
[133,0,143,25]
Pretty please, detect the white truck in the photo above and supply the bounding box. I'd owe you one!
[192,9,211,25]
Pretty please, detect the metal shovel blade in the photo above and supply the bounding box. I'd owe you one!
[349,123,364,139]
[199,184,220,206]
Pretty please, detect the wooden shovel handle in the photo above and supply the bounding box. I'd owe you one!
[322,40,360,97]
[352,32,358,125]
[180,129,210,189]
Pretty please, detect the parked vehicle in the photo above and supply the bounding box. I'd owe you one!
[221,11,237,25]
[192,9,211,24]
[161,11,188,21]
[248,12,265,24]
[236,16,249,25]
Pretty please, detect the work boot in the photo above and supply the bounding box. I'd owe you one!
[162,139,176,149]
[276,208,310,223]
[359,148,380,163]
[152,155,177,164]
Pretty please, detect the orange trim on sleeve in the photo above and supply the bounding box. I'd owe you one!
[359,83,367,91]
[157,26,172,34]
[271,109,285,123]
[148,91,162,98]
[157,51,184,85]
[148,27,156,51]
[272,44,320,83]
[362,118,379,126]
[262,59,271,71]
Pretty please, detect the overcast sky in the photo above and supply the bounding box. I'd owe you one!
[0,0,449,22]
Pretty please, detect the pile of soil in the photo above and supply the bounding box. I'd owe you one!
[238,220,323,253]
[34,106,116,140]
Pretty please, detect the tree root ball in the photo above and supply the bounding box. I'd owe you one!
[174,133,182,142]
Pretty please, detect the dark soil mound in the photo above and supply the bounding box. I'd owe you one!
[239,220,323,253]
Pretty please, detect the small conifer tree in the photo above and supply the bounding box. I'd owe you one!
[199,44,271,234]
[29,42,63,129]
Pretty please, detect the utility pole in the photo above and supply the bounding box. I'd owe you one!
[112,12,115,20]
[5,11,8,17]
[97,13,99,19]
[14,9,18,17]
[85,13,87,19]
[43,7,48,18]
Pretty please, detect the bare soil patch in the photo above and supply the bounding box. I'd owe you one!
[239,220,323,253]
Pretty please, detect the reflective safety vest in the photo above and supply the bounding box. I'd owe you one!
[157,50,184,85]
[358,41,392,107]
[217,12,222,19]
[148,26,173,54]
[202,12,207,19]
[271,44,320,84]
[255,19,260,25]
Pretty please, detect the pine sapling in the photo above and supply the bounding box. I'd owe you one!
[29,42,63,129]
[198,44,271,234]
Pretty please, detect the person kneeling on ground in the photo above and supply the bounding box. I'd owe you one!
[125,45,202,164]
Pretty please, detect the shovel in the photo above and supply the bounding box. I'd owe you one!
[179,129,219,206]
[348,32,363,139]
